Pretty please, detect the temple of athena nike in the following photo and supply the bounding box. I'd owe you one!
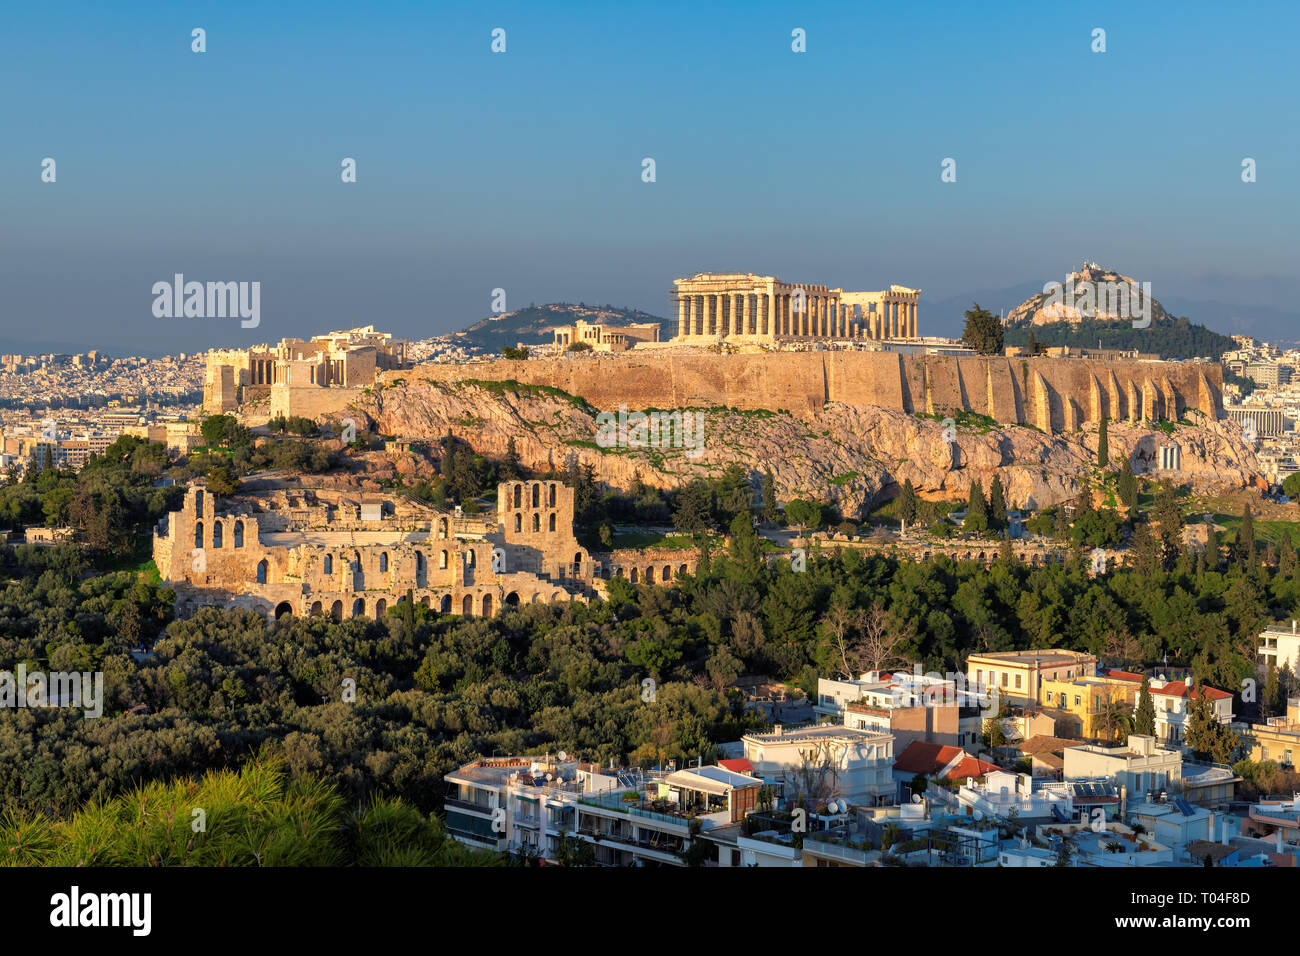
[670,273,920,345]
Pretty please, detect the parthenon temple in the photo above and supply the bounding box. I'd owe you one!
[670,273,920,345]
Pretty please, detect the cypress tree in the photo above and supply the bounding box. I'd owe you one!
[1097,416,1109,468]
[988,475,1008,530]
[1239,504,1256,568]
[898,478,918,528]
[1135,677,1156,736]
[761,468,778,524]
[1118,459,1138,510]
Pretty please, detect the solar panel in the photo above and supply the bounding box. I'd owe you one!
[1175,797,1195,817]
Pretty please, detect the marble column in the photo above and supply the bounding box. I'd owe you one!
[677,296,687,338]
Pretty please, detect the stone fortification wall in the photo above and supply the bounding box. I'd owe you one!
[391,352,1221,433]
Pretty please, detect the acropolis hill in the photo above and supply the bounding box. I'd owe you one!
[393,350,1223,433]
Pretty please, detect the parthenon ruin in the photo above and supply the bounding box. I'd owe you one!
[670,273,920,345]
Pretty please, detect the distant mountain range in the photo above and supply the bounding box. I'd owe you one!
[450,303,670,353]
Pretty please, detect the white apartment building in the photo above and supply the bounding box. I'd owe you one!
[1260,620,1300,673]
[444,755,763,866]
[742,723,895,807]
[1063,735,1182,801]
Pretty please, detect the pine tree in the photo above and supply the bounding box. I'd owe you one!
[1204,522,1219,572]
[988,475,1008,530]
[1134,677,1156,736]
[1097,415,1109,468]
[898,478,918,529]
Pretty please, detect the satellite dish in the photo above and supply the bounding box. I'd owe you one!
[558,751,568,762]
[973,810,984,821]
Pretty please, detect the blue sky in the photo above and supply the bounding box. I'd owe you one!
[2,0,1297,354]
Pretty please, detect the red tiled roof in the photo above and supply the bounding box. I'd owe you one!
[1106,670,1145,683]
[893,741,965,775]
[718,758,754,774]
[1150,681,1233,701]
[944,757,1000,780]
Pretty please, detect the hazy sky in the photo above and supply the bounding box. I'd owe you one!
[3,0,1297,355]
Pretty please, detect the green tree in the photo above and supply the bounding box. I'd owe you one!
[1238,504,1256,569]
[987,475,1007,530]
[964,479,988,534]
[1134,677,1156,736]
[961,303,1004,355]
[760,468,779,524]
[785,499,823,532]
[1097,416,1109,468]
[501,436,521,481]
[898,478,918,529]
[1117,459,1138,510]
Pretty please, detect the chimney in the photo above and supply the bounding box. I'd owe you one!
[1222,815,1231,846]
[773,724,783,737]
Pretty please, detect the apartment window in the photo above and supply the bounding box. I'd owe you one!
[1015,674,1022,690]
[1001,673,1008,687]
[976,669,982,687]
[1074,696,1081,708]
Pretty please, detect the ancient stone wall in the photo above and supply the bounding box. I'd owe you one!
[391,352,1221,434]
[154,480,694,621]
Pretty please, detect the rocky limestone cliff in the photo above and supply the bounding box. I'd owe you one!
[352,380,1262,516]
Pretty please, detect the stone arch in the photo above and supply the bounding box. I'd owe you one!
[440,594,452,614]
[415,551,427,586]
[194,521,204,549]
[310,601,322,617]
[678,564,687,576]
[462,594,474,616]
[420,595,431,608]
[375,598,387,617]
[439,549,449,570]
[233,520,244,548]
[630,567,639,584]
[530,593,541,604]
[505,591,520,606]
[323,554,333,575]
[352,598,365,618]
[438,517,449,539]
[331,600,343,621]
[465,550,475,567]
[662,566,672,583]
[645,567,654,583]
[548,483,557,507]
[514,513,522,533]
[550,591,563,602]
[212,521,223,548]
[482,594,493,617]
[256,559,268,585]
[274,601,293,620]
[548,513,556,532]
[379,552,389,573]
[513,483,522,509]
[532,484,540,508]
[532,513,540,533]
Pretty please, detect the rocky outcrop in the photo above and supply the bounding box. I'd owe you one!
[350,379,1263,517]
